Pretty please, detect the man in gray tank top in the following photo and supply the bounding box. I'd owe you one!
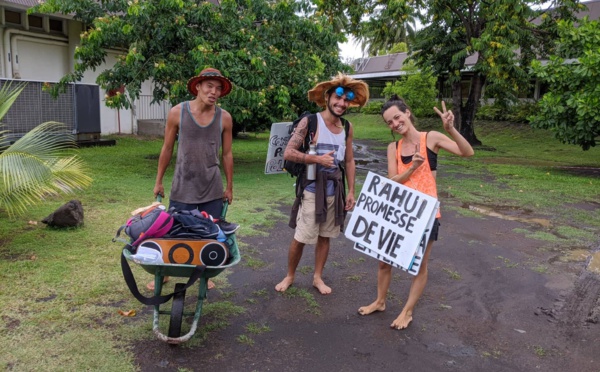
[150,67,235,291]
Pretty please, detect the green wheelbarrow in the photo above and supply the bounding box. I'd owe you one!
[120,204,241,344]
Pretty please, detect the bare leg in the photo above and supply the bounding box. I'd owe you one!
[275,239,305,292]
[146,276,169,291]
[313,236,332,294]
[358,261,392,315]
[391,240,434,330]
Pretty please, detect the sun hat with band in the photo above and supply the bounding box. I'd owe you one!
[307,72,369,108]
[187,67,233,98]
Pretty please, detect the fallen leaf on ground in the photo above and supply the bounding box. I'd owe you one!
[118,309,136,317]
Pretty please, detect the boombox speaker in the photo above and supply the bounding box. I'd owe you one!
[138,239,230,266]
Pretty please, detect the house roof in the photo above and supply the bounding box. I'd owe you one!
[579,0,600,19]
[1,0,40,8]
[351,0,600,82]
[0,0,221,10]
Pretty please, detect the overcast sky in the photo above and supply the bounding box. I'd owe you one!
[339,37,364,61]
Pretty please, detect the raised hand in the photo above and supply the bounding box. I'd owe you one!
[433,101,455,133]
[410,152,425,171]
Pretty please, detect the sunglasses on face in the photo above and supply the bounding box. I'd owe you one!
[334,86,355,101]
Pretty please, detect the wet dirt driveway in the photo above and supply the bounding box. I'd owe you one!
[133,140,599,372]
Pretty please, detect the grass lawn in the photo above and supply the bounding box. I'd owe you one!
[0,113,598,370]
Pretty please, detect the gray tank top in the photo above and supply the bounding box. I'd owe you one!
[170,101,223,204]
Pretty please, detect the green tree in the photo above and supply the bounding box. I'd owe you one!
[33,0,348,133]
[529,17,600,150]
[382,62,438,118]
[327,0,582,146]
[0,84,91,218]
[358,2,416,57]
[314,0,416,56]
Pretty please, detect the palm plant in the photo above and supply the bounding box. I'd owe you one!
[0,82,92,218]
[357,1,417,56]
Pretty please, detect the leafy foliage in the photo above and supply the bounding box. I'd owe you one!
[0,84,91,218]
[529,17,600,150]
[326,0,583,146]
[381,62,438,117]
[360,100,383,115]
[475,101,537,123]
[32,0,348,132]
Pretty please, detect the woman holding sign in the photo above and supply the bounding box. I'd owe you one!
[358,95,474,330]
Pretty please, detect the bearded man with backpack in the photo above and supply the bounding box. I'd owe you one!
[275,73,369,295]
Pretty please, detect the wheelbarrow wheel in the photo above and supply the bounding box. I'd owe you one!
[168,283,186,338]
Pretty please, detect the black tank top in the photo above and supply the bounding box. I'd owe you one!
[397,141,438,171]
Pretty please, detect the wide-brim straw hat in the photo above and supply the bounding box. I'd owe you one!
[308,72,369,108]
[187,68,233,97]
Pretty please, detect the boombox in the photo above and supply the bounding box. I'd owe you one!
[138,239,230,266]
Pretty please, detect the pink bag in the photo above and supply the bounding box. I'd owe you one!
[114,205,174,248]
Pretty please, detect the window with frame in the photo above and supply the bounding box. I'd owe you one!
[28,15,43,29]
[49,18,64,33]
[5,10,22,25]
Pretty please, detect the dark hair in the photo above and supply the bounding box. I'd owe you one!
[381,94,416,125]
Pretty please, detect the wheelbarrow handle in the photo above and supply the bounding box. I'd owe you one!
[221,200,229,220]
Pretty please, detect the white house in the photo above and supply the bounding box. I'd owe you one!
[0,0,195,140]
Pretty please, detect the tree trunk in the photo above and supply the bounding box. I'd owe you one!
[451,80,462,133]
[457,72,485,146]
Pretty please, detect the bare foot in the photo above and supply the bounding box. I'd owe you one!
[313,278,332,295]
[391,311,413,330]
[358,301,386,315]
[146,276,169,291]
[275,276,294,292]
[207,279,215,290]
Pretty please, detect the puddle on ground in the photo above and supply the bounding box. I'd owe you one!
[558,249,590,263]
[463,204,552,227]
[466,204,600,273]
[588,252,600,274]
[355,159,379,165]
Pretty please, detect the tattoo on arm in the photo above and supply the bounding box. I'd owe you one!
[285,117,310,163]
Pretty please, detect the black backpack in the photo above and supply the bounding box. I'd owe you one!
[283,112,350,178]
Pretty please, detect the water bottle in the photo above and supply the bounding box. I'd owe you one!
[306,143,317,180]
[131,246,164,264]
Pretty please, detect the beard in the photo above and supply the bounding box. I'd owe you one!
[327,100,347,118]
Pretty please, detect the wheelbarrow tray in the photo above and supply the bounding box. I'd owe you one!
[123,234,241,277]
[122,234,241,344]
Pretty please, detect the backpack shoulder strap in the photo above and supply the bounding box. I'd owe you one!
[305,114,318,147]
[341,117,350,141]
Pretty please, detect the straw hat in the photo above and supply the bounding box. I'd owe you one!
[187,68,233,97]
[308,72,369,108]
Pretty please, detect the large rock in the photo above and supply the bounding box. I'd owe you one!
[42,200,84,228]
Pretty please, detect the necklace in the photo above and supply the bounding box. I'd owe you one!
[325,120,343,129]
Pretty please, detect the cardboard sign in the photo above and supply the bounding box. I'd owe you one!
[344,171,439,275]
[265,122,292,175]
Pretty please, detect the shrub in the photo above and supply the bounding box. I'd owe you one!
[475,101,537,123]
[381,62,438,118]
[361,100,383,114]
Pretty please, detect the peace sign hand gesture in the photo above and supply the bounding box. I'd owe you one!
[433,101,455,133]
